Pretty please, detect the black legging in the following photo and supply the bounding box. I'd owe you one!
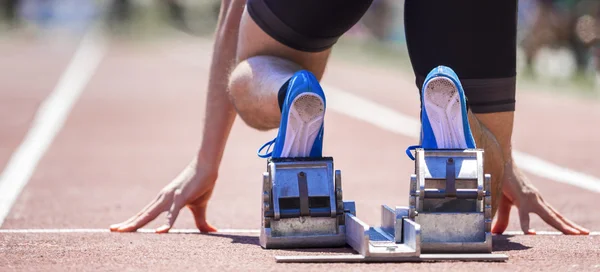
[404,0,519,113]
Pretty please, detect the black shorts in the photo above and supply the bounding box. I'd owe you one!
[247,0,518,113]
[247,0,373,52]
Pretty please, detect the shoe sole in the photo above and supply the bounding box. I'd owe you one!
[280,93,325,157]
[423,77,468,149]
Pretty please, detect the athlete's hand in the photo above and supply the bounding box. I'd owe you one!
[109,157,218,233]
[492,160,589,235]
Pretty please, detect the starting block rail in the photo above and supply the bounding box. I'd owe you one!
[260,149,508,263]
[275,253,508,263]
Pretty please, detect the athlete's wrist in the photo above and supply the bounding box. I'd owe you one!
[194,149,221,174]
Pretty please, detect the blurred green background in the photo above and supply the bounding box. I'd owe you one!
[1,0,599,98]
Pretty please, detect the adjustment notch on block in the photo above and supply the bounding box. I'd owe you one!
[297,171,310,217]
[445,158,457,198]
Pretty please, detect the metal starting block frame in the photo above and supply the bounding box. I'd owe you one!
[260,157,349,249]
[260,150,508,263]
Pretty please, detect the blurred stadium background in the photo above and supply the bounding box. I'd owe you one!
[1,0,599,97]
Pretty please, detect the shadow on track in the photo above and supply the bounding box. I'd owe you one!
[200,233,357,254]
[493,235,532,252]
[201,233,259,246]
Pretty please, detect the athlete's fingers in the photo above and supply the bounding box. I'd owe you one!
[518,207,535,235]
[190,204,217,233]
[117,206,166,232]
[110,195,163,230]
[110,208,150,231]
[110,193,165,231]
[534,200,581,235]
[156,190,185,233]
[492,194,512,234]
[116,196,170,232]
[543,200,590,235]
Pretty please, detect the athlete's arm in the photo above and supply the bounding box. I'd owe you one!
[109,0,245,233]
[476,113,590,235]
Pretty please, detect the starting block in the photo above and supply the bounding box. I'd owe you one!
[260,149,508,263]
[260,157,351,249]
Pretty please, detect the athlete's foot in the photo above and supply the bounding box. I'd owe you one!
[407,65,476,159]
[258,70,326,159]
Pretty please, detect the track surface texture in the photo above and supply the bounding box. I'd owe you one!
[1,31,600,271]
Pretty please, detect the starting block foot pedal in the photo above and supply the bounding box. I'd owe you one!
[260,157,355,249]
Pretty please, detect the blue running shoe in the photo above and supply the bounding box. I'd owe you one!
[257,70,326,159]
[406,65,476,160]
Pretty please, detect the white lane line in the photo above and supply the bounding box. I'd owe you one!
[0,228,596,235]
[0,228,260,234]
[323,84,600,194]
[0,29,106,227]
[511,151,600,193]
[502,230,600,236]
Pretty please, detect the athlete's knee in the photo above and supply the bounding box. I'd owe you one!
[227,59,277,131]
[227,56,264,103]
[229,79,273,131]
[228,61,254,121]
[239,115,274,131]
